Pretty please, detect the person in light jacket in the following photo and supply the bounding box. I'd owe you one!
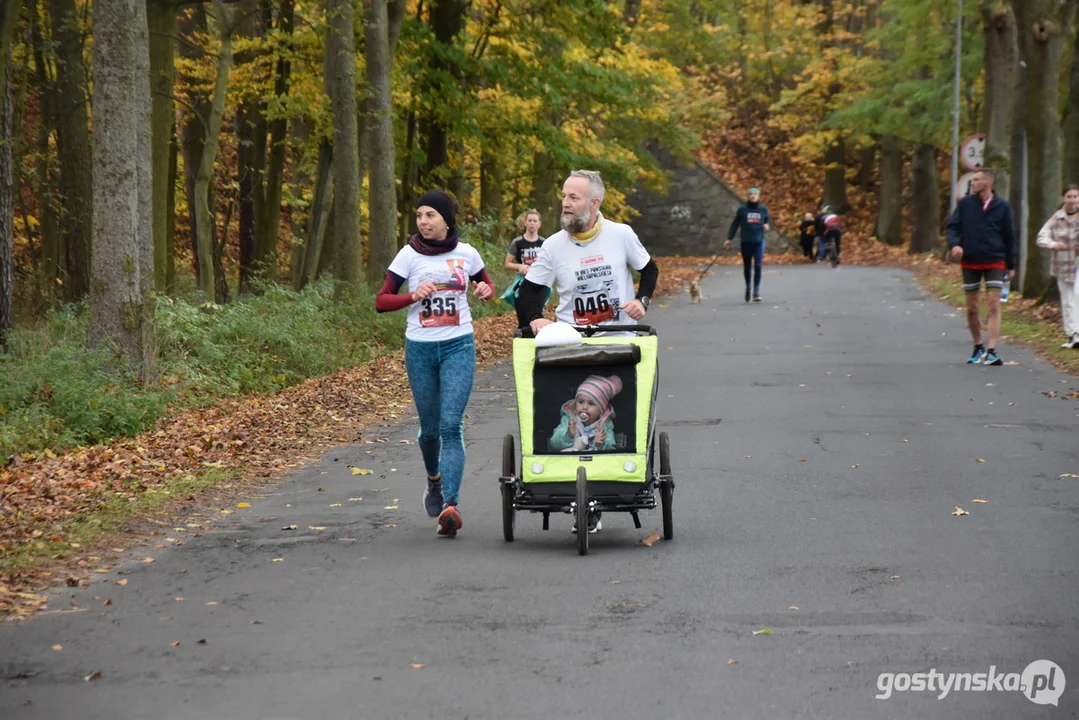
[1036,184,1079,349]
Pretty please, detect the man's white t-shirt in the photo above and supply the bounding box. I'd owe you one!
[525,220,651,327]
[387,243,486,341]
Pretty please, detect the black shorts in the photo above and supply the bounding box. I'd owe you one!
[962,267,1005,292]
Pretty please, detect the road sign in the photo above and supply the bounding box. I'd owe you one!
[960,134,985,171]
[955,171,978,202]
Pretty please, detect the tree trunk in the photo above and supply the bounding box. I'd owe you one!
[855,144,876,191]
[212,195,230,303]
[0,0,21,83]
[387,0,404,53]
[398,105,417,242]
[134,0,155,371]
[232,1,260,292]
[0,63,14,349]
[363,0,398,285]
[193,0,232,300]
[90,0,152,370]
[479,146,504,222]
[286,115,311,286]
[531,149,562,237]
[1013,0,1075,299]
[318,197,336,277]
[821,136,850,213]
[50,0,94,303]
[447,135,466,202]
[327,0,362,297]
[875,134,903,246]
[1064,21,1079,185]
[165,124,177,292]
[236,103,257,294]
[147,0,176,293]
[982,2,1017,200]
[909,143,940,254]
[421,0,465,187]
[298,142,333,290]
[178,4,210,283]
[256,0,293,281]
[1009,30,1027,293]
[29,3,60,294]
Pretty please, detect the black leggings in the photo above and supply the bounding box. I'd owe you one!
[741,242,763,291]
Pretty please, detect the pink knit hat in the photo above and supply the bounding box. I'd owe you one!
[576,375,623,412]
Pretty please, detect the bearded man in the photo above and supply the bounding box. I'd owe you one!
[516,170,659,334]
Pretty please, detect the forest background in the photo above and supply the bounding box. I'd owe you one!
[0,0,1077,593]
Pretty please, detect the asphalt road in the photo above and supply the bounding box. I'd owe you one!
[2,265,1078,720]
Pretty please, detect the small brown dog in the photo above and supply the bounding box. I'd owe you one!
[688,281,702,304]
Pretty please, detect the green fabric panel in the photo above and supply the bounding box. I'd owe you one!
[627,335,658,453]
[512,334,659,457]
[512,339,537,455]
[522,453,648,483]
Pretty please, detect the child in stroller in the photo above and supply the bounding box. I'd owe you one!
[549,375,622,453]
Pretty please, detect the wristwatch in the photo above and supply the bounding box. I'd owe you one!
[638,296,650,310]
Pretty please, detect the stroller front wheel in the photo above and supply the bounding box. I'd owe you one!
[501,481,516,542]
[576,467,589,556]
[502,435,516,542]
[659,432,674,540]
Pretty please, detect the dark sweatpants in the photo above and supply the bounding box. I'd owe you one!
[741,241,763,293]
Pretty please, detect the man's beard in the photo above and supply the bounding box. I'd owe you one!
[561,208,591,233]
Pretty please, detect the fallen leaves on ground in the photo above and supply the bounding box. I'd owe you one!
[0,316,523,614]
[952,506,969,516]
[638,530,661,547]
[752,628,773,636]
[972,499,989,504]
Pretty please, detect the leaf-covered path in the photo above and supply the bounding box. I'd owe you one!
[2,265,1078,718]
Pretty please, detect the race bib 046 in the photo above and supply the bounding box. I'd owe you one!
[572,289,616,325]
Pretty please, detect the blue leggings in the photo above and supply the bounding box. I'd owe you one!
[405,334,476,506]
[741,242,763,293]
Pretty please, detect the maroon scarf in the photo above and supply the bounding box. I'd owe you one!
[409,227,459,256]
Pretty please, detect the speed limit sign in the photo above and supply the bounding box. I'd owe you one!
[960,134,985,171]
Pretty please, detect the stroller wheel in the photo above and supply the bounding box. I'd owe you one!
[576,467,589,556]
[501,482,516,542]
[502,435,516,542]
[659,432,674,540]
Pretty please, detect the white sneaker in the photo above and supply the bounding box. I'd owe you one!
[1061,334,1079,349]
[571,515,602,534]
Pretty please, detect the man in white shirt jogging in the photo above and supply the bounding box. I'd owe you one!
[515,170,659,535]
[516,170,659,336]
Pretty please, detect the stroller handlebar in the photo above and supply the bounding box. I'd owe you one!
[514,324,656,339]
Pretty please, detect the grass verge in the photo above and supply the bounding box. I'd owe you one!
[0,238,516,464]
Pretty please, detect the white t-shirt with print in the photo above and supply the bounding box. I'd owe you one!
[388,243,486,342]
[525,220,651,327]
